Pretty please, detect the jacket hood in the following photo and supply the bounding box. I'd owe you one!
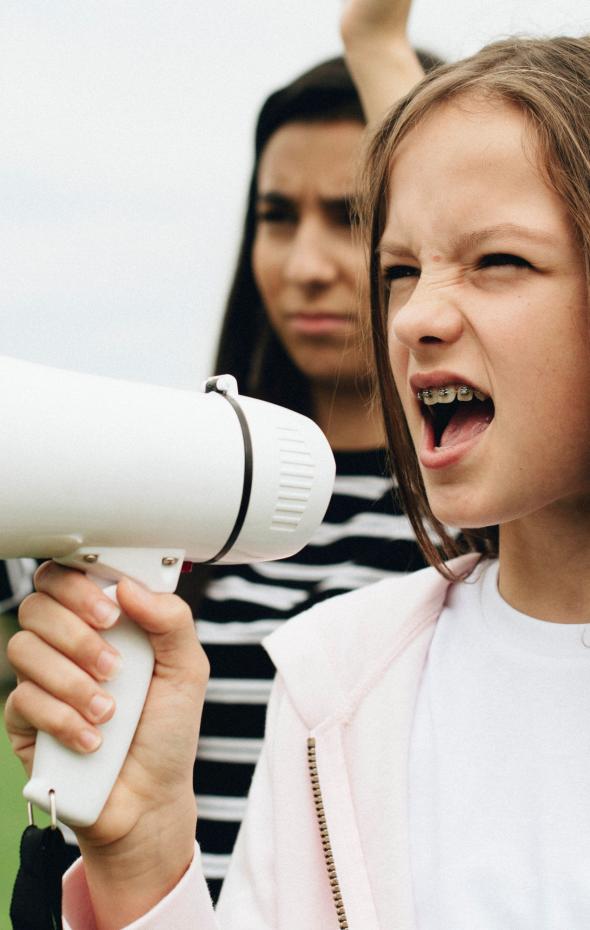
[264,554,480,731]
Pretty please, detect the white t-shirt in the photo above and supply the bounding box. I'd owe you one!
[410,560,590,929]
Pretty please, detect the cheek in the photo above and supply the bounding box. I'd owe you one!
[385,330,416,431]
[387,320,409,394]
[252,236,280,308]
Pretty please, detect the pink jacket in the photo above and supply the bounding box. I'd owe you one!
[63,555,479,930]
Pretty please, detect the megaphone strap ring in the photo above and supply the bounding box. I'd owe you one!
[204,377,253,564]
[27,789,58,830]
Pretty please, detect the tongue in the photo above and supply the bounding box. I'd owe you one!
[438,403,493,449]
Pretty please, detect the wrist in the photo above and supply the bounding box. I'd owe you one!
[78,794,196,930]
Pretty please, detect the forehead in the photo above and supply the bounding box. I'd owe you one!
[383,97,566,245]
[257,119,364,196]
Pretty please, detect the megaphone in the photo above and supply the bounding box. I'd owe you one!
[0,355,335,827]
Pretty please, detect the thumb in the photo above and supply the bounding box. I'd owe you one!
[115,577,206,678]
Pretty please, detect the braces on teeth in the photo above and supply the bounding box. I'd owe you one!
[417,385,487,405]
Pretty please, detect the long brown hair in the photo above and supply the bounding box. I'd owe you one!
[361,35,590,575]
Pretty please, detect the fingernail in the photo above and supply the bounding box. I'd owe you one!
[79,729,102,752]
[94,599,120,628]
[96,649,121,680]
[89,693,114,722]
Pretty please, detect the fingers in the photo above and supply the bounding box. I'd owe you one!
[26,561,205,683]
[5,563,123,758]
[7,562,208,769]
[6,679,104,755]
[116,577,192,635]
[17,590,121,682]
[32,564,200,674]
[7,630,115,731]
[34,561,121,630]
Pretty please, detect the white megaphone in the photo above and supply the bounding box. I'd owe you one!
[0,355,335,827]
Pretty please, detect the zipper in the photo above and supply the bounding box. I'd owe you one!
[307,737,350,929]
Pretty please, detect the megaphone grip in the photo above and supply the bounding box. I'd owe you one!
[23,587,154,828]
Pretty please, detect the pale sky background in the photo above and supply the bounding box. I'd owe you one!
[2,1,589,391]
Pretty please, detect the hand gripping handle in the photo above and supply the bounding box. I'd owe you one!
[23,546,185,827]
[23,548,185,828]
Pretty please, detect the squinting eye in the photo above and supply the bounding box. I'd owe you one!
[478,253,532,269]
[383,265,420,282]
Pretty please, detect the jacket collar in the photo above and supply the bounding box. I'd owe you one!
[265,554,479,730]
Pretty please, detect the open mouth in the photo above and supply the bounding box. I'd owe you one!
[417,384,495,449]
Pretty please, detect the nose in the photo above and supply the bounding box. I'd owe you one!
[390,278,464,353]
[284,219,339,289]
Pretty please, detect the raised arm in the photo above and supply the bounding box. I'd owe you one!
[340,0,425,124]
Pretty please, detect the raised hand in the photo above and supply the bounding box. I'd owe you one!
[340,0,415,46]
[340,0,425,124]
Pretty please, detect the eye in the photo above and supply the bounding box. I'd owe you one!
[383,264,420,283]
[255,206,297,225]
[255,194,298,227]
[477,253,532,270]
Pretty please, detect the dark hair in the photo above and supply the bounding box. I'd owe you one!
[188,52,443,603]
[362,35,590,575]
[213,53,442,417]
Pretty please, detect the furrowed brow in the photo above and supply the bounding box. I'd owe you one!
[378,223,558,263]
[454,223,559,251]
[256,192,293,207]
[377,239,417,263]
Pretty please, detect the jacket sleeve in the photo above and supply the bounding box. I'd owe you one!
[62,843,218,930]
[61,681,283,930]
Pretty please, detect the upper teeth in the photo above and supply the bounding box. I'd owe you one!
[417,384,486,405]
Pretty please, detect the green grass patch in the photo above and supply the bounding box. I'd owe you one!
[0,695,28,924]
[0,696,53,925]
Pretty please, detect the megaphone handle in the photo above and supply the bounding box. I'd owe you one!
[23,581,155,828]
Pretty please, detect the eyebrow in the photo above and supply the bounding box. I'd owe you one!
[255,192,291,207]
[256,191,355,211]
[453,223,559,251]
[378,223,559,260]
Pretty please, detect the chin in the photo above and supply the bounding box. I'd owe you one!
[427,488,502,533]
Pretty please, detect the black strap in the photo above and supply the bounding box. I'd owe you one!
[10,824,68,930]
[204,389,253,564]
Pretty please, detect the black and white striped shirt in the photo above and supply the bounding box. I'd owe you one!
[0,559,36,687]
[0,559,36,612]
[177,448,426,902]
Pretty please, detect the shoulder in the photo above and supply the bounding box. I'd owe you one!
[264,554,479,727]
